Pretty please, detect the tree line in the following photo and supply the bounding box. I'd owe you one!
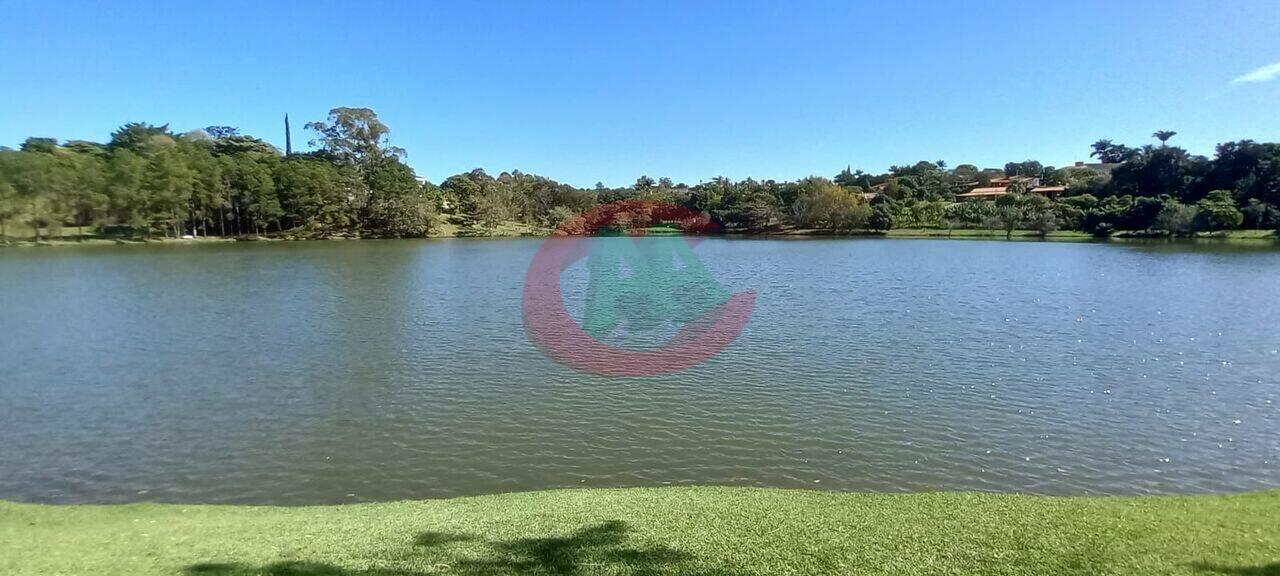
[2,110,1278,243]
[863,134,1279,237]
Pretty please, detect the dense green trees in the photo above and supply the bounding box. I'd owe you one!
[0,108,444,241]
[1090,140,1137,164]
[791,178,870,230]
[863,138,1280,237]
[1194,191,1244,231]
[273,157,351,232]
[2,114,1279,243]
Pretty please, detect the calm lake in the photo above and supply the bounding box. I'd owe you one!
[1,238,1277,504]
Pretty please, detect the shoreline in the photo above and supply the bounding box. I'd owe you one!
[4,486,1278,575]
[1,227,1275,249]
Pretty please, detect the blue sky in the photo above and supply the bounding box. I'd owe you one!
[2,1,1278,187]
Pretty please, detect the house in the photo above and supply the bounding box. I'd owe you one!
[1028,186,1066,200]
[862,182,890,202]
[954,175,1041,202]
[955,187,1010,202]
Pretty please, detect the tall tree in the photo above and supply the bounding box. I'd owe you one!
[275,157,350,232]
[221,154,280,235]
[0,163,17,241]
[1004,160,1044,178]
[142,146,196,237]
[833,166,861,188]
[105,148,148,233]
[20,137,58,153]
[363,157,433,236]
[61,147,109,239]
[1110,145,1208,202]
[441,168,492,220]
[109,122,172,151]
[1153,130,1177,146]
[6,148,73,241]
[305,107,405,166]
[178,140,226,236]
[1090,140,1135,164]
[284,115,293,156]
[204,126,240,139]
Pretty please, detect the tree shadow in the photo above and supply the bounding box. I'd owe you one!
[185,560,432,576]
[413,532,478,547]
[185,520,744,576]
[1190,563,1280,576]
[424,520,736,575]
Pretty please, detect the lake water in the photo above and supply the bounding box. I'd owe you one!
[1,238,1278,504]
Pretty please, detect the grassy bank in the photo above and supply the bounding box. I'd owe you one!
[1111,229,1278,240]
[3,487,1278,575]
[3,223,1276,248]
[883,228,1095,240]
[0,218,546,248]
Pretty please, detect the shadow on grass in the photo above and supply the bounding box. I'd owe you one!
[1191,563,1280,576]
[186,561,431,576]
[185,520,743,576]
[414,532,479,547]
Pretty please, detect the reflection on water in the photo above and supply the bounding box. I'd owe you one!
[0,237,1277,504]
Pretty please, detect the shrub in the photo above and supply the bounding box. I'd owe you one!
[1241,199,1280,229]
[792,179,870,230]
[1152,201,1197,234]
[1194,190,1244,231]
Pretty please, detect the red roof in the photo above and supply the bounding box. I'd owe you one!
[957,187,1009,197]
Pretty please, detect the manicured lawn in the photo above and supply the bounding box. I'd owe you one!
[3,487,1278,575]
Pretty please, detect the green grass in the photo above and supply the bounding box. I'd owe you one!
[3,487,1278,575]
[1194,229,1277,240]
[884,229,1095,240]
[1109,230,1278,242]
[744,228,1096,241]
[431,218,548,239]
[5,219,1275,247]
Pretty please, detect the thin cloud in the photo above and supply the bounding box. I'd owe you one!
[1231,60,1280,84]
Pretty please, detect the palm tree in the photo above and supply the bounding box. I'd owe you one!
[1153,130,1177,146]
[1090,139,1114,160]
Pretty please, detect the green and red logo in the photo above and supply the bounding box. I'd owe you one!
[523,200,756,376]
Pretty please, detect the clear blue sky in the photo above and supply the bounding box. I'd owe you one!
[3,1,1278,187]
